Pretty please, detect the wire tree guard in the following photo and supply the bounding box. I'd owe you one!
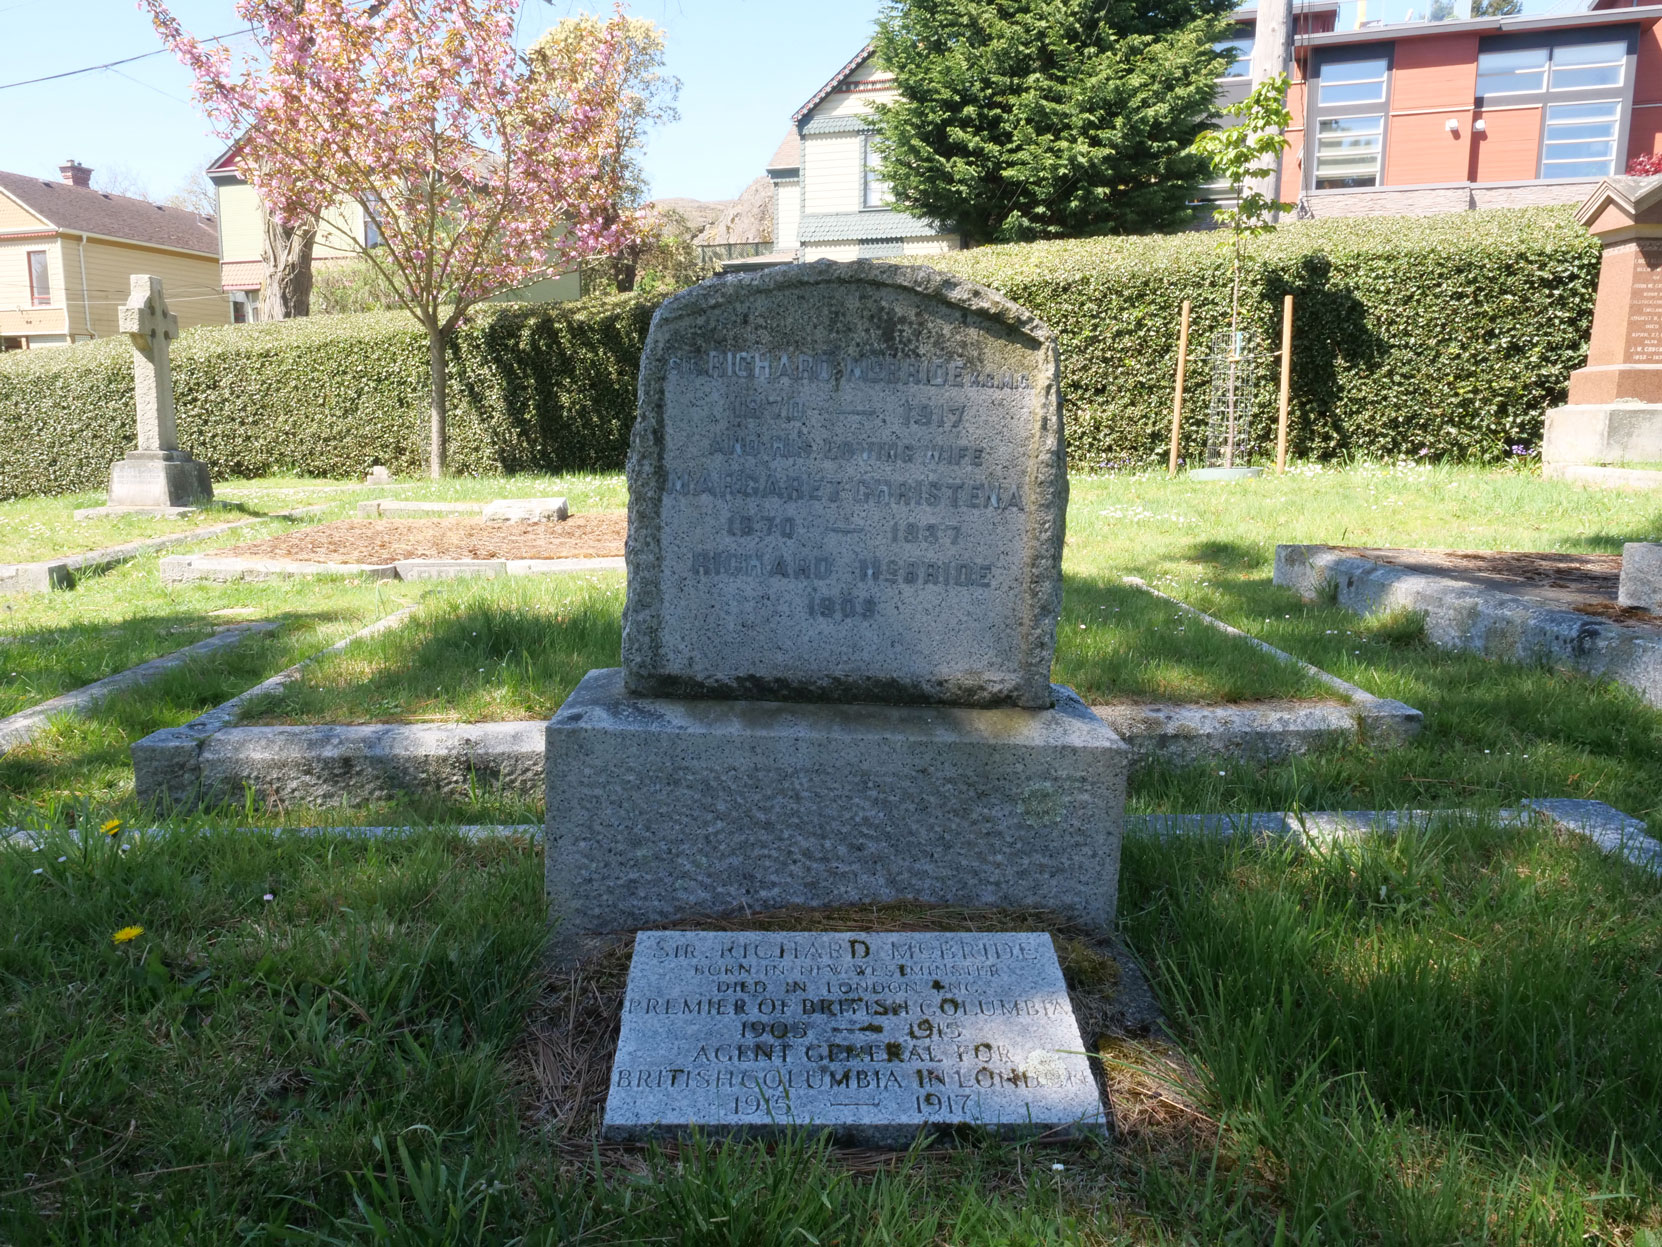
[1202,329,1265,476]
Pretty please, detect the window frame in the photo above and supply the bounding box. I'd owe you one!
[1216,27,1254,80]
[1540,98,1624,181]
[860,133,891,211]
[1473,26,1637,181]
[26,249,51,307]
[1306,46,1394,192]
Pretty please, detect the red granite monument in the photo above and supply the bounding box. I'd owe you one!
[1544,175,1662,477]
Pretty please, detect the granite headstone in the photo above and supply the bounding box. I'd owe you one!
[623,260,1065,709]
[546,261,1128,948]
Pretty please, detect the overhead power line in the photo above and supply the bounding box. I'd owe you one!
[0,27,255,92]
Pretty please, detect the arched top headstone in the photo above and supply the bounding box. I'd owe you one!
[621,260,1066,709]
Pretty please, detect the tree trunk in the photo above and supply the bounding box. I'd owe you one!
[428,329,447,479]
[261,214,316,320]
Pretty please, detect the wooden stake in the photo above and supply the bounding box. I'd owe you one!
[1275,293,1294,475]
[1168,300,1191,477]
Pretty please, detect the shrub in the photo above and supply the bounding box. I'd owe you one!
[916,205,1601,468]
[0,207,1603,497]
[0,294,659,499]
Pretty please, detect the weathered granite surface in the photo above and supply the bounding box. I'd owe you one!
[602,930,1106,1145]
[545,668,1127,948]
[622,260,1066,709]
[1619,542,1662,611]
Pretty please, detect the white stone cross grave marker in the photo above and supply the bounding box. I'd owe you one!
[80,273,215,518]
[117,274,181,454]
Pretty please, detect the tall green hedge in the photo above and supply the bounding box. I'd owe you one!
[0,207,1602,498]
[0,294,659,500]
[917,205,1601,468]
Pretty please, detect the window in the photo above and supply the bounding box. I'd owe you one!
[1477,39,1626,96]
[363,193,384,248]
[862,135,890,210]
[1541,100,1621,179]
[1318,57,1387,106]
[1476,46,1547,95]
[1315,115,1384,188]
[1216,31,1253,78]
[26,250,50,307]
[1550,40,1625,91]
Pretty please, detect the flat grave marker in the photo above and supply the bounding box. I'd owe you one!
[603,929,1107,1146]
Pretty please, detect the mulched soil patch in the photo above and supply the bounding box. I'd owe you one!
[517,902,1173,1166]
[214,513,627,563]
[1340,546,1661,630]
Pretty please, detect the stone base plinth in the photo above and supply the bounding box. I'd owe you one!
[1566,365,1662,406]
[544,668,1129,952]
[107,450,213,512]
[1620,543,1662,611]
[1543,402,1662,467]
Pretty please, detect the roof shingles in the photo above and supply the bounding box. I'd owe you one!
[0,171,218,255]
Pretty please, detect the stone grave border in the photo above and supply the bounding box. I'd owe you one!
[1096,577,1423,768]
[123,576,1424,810]
[1274,544,1662,708]
[132,603,424,809]
[357,500,486,517]
[0,505,328,595]
[159,554,625,585]
[0,621,278,754]
[9,799,1656,877]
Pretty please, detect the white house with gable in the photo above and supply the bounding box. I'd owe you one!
[746,46,962,267]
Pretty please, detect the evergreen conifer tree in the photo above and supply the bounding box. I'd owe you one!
[871,0,1233,242]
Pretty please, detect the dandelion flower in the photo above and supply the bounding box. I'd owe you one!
[111,925,144,944]
[102,818,122,838]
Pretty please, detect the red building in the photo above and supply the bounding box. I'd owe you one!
[1222,0,1662,215]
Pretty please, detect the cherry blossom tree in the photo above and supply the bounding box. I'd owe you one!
[142,0,644,476]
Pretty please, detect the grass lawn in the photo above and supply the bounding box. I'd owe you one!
[3,463,1662,1242]
[0,494,296,564]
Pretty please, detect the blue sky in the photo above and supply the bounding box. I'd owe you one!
[0,0,884,205]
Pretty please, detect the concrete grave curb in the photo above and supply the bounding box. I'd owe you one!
[0,505,328,594]
[131,604,422,809]
[357,500,486,518]
[11,799,1656,876]
[1114,576,1423,762]
[1274,544,1662,708]
[0,622,278,754]
[160,554,625,585]
[139,700,1413,811]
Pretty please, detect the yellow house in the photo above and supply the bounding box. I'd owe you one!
[0,161,229,351]
[207,144,580,317]
[748,46,963,268]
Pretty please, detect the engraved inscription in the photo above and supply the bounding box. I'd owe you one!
[626,267,1063,707]
[603,931,1106,1139]
[1629,241,1662,364]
